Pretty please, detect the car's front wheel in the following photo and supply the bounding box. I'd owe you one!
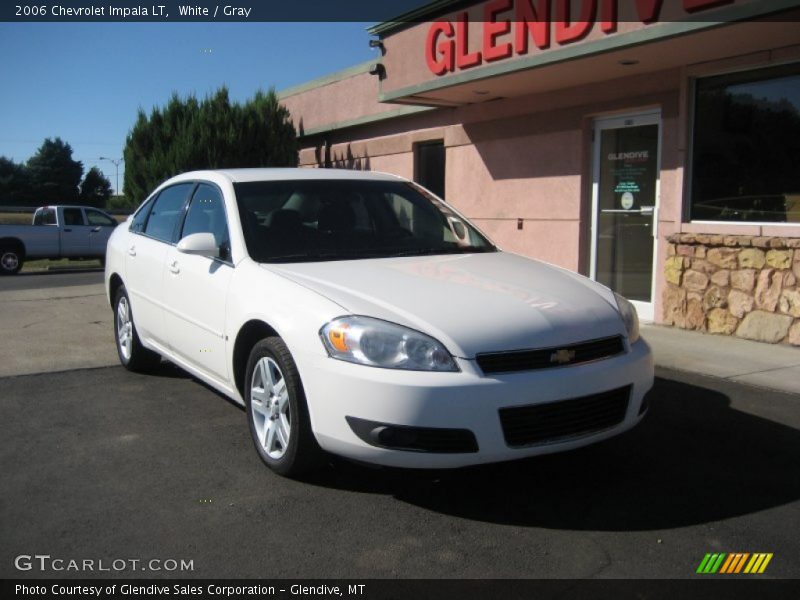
[114,285,161,372]
[245,337,323,477]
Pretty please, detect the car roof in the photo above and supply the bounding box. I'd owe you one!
[39,205,110,210]
[169,168,406,184]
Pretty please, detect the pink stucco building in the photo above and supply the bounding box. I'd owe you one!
[279,0,800,344]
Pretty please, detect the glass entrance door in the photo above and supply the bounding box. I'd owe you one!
[591,112,661,321]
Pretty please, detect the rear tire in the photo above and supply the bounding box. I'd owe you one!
[245,337,324,477]
[114,284,161,372]
[0,246,23,275]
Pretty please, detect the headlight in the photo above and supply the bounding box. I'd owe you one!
[320,316,458,372]
[614,293,640,344]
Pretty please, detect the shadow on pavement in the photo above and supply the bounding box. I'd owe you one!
[16,268,104,276]
[303,374,800,531]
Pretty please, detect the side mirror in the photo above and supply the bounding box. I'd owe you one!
[177,232,219,258]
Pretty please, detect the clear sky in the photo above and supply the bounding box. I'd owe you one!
[0,22,379,192]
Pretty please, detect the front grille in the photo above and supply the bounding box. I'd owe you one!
[498,385,631,447]
[476,335,625,374]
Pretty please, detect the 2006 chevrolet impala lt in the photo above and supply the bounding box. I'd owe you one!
[105,168,653,476]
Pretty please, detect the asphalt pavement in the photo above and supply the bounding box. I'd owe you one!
[0,269,103,291]
[1,272,799,582]
[1,363,799,579]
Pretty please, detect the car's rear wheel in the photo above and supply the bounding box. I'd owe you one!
[114,285,161,372]
[0,246,23,275]
[245,337,323,477]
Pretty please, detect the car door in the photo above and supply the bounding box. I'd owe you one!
[163,182,234,383]
[125,183,193,349]
[84,208,118,257]
[60,207,92,257]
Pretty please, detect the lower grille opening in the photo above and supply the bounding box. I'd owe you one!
[499,385,631,447]
[346,416,478,454]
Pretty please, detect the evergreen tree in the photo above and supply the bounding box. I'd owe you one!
[80,167,113,207]
[123,88,298,203]
[0,157,32,206]
[26,138,83,204]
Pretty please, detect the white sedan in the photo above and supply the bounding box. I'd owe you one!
[106,169,653,476]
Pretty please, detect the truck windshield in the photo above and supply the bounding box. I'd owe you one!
[233,179,496,263]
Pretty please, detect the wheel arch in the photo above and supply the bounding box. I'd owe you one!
[108,273,124,308]
[0,237,26,256]
[232,319,280,400]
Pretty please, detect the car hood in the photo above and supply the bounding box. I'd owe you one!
[263,252,625,358]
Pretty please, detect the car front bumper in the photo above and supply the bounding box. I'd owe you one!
[300,338,654,468]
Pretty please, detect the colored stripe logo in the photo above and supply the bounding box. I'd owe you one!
[697,553,773,574]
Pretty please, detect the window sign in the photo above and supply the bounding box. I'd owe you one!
[596,123,659,302]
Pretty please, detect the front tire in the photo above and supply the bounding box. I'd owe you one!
[114,285,161,372]
[0,246,23,275]
[245,337,323,477]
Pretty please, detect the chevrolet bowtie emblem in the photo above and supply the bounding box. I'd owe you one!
[550,349,576,364]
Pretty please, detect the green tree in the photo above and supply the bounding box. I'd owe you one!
[26,138,83,205]
[79,167,113,207]
[0,157,32,206]
[123,87,298,202]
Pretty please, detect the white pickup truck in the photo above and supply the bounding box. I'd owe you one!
[0,205,119,274]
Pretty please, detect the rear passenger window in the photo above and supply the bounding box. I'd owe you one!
[86,210,116,227]
[63,208,84,226]
[143,184,192,243]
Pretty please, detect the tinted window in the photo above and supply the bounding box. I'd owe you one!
[234,179,494,263]
[144,184,192,242]
[691,63,800,222]
[34,208,56,226]
[63,208,84,226]
[86,210,116,227]
[181,184,230,260]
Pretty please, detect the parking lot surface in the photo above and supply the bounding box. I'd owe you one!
[2,362,799,579]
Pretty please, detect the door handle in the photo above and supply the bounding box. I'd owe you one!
[63,228,72,232]
[169,261,180,274]
[91,226,101,233]
[128,246,136,257]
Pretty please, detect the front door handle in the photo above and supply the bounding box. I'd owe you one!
[63,228,72,232]
[91,226,102,233]
[169,261,180,274]
[128,246,136,257]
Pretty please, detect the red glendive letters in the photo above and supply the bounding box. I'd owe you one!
[425,0,733,75]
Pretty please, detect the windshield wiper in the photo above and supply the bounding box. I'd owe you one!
[264,249,388,263]
[386,246,495,257]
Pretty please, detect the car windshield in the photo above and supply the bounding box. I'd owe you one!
[234,179,496,263]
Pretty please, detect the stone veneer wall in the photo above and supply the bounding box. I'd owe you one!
[663,233,800,346]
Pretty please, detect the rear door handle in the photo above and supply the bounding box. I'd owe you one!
[128,246,136,257]
[91,226,101,233]
[169,261,180,274]
[63,228,72,232]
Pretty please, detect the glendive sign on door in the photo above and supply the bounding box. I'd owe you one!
[426,0,734,75]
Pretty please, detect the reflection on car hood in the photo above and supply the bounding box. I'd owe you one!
[264,252,625,358]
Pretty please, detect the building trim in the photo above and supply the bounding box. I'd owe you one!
[278,60,376,100]
[298,105,436,138]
